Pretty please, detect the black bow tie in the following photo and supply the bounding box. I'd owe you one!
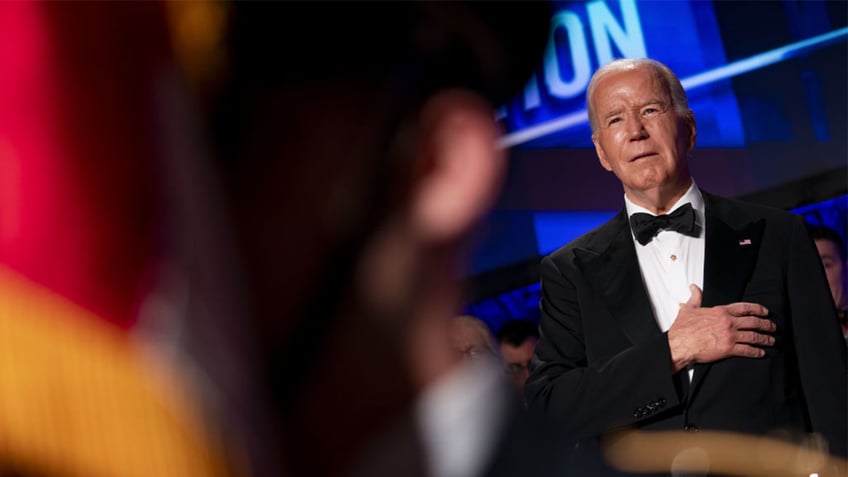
[629,202,700,245]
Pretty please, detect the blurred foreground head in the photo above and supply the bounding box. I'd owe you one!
[186,2,551,476]
[204,0,549,335]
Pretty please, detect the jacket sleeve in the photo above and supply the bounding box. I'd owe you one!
[786,216,848,458]
[525,254,682,440]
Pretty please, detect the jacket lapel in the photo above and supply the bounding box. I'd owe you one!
[574,210,661,345]
[690,192,765,394]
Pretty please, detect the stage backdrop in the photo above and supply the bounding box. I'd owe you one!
[464,0,847,327]
[468,0,846,280]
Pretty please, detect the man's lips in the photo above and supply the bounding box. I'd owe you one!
[629,152,658,162]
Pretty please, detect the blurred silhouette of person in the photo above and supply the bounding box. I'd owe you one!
[450,315,501,362]
[526,58,847,476]
[0,1,563,476]
[0,2,239,476]
[496,319,539,394]
[171,2,577,477]
[808,223,848,340]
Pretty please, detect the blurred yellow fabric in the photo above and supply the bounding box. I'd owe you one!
[0,265,234,477]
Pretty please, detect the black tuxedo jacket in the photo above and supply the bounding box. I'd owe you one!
[526,191,847,473]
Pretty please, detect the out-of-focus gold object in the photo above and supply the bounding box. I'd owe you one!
[604,429,847,477]
[165,0,229,94]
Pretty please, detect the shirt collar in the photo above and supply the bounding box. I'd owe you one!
[624,180,704,219]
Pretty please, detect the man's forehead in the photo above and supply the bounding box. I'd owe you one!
[594,67,667,100]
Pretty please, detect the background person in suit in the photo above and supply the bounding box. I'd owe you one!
[807,223,848,340]
[526,58,847,475]
[496,319,539,394]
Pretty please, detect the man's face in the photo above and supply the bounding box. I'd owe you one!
[590,66,695,201]
[815,238,846,308]
[499,337,537,391]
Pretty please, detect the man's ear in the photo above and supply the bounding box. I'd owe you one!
[411,90,505,243]
[686,109,697,151]
[592,134,612,172]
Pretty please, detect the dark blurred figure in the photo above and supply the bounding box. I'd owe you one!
[496,319,539,393]
[0,2,235,476]
[176,2,576,477]
[0,2,562,477]
[808,224,848,340]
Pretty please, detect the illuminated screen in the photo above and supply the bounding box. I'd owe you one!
[469,0,847,281]
[495,0,847,149]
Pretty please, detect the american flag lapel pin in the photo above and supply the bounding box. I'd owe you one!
[739,238,752,246]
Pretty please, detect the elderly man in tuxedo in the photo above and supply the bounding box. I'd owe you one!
[526,58,847,475]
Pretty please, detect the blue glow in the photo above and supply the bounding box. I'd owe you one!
[498,0,737,148]
[464,282,542,333]
[678,27,848,90]
[792,194,848,216]
[499,26,848,148]
[533,210,618,255]
[496,0,847,149]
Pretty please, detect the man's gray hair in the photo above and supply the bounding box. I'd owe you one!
[586,58,690,135]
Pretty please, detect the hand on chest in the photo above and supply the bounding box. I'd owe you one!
[636,230,705,332]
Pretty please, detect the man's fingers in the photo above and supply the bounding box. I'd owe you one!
[739,330,775,347]
[685,284,702,308]
[734,316,777,333]
[726,302,769,317]
[731,343,767,358]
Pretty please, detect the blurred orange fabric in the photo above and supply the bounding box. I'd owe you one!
[0,266,232,477]
[0,1,238,475]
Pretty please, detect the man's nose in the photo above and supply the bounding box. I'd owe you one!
[625,111,648,140]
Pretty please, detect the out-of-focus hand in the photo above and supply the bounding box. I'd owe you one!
[668,285,774,373]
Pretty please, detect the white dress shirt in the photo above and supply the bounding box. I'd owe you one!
[625,182,706,380]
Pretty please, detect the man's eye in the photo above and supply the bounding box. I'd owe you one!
[643,107,658,116]
[608,117,621,126]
